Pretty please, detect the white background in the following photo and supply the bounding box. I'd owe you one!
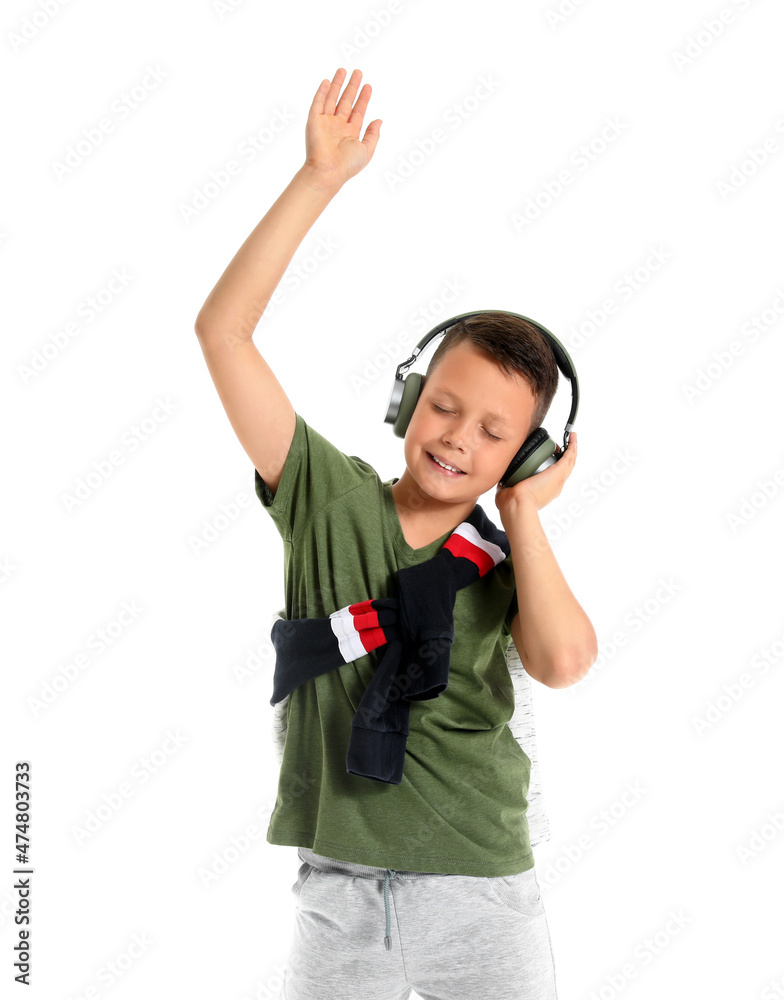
[3,1,784,998]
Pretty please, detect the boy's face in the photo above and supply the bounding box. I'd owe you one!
[403,341,538,501]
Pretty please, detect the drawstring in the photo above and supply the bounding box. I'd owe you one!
[382,869,403,949]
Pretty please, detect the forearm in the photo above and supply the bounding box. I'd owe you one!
[194,164,342,342]
[503,497,598,688]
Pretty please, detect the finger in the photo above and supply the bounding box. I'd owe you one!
[335,68,363,118]
[347,83,372,127]
[324,67,347,115]
[309,77,330,118]
[361,118,382,156]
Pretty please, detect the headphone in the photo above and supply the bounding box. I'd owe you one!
[384,310,580,489]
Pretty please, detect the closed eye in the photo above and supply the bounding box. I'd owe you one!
[432,404,501,442]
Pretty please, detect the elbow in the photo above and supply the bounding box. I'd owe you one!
[550,643,598,689]
[517,620,599,689]
[543,630,599,688]
[194,308,221,338]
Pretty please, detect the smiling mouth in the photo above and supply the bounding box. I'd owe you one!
[427,452,466,475]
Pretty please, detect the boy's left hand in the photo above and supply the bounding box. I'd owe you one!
[495,432,577,517]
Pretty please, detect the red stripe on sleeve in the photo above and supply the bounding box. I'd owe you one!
[359,627,387,653]
[348,600,387,653]
[443,534,494,576]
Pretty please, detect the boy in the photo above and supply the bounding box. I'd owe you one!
[195,67,597,1000]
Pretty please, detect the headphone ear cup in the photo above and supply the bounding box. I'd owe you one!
[392,372,423,438]
[500,427,557,488]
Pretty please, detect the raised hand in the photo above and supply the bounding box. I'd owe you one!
[495,432,578,517]
[304,68,382,189]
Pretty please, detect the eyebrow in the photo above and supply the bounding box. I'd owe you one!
[433,389,511,427]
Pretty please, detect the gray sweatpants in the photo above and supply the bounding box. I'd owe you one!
[281,847,558,1000]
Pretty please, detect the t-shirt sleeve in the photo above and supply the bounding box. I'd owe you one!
[253,411,375,542]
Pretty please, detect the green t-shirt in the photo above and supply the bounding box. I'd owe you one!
[254,411,533,876]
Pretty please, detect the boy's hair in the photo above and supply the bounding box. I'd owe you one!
[424,311,560,439]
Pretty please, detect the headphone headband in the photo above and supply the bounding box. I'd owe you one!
[390,310,579,450]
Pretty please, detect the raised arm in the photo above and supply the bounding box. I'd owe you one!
[193,67,382,494]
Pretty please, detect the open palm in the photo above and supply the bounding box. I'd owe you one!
[305,68,382,187]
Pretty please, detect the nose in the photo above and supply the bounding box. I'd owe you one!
[443,424,468,451]
[442,431,464,450]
